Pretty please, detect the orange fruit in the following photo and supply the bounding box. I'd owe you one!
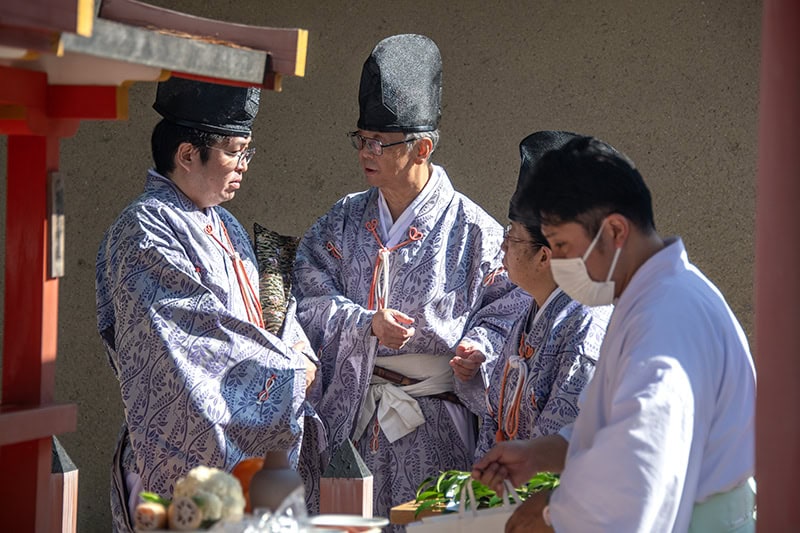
[232,457,264,513]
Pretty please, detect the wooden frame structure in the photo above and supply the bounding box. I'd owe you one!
[754,1,800,530]
[0,1,307,530]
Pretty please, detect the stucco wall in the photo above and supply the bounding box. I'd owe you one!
[0,1,760,530]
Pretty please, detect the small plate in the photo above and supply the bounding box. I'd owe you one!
[308,514,389,531]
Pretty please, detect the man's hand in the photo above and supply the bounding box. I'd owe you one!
[472,435,568,493]
[293,340,317,391]
[371,309,415,349]
[449,339,486,382]
[505,490,553,533]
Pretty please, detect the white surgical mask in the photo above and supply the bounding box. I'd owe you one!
[550,220,621,307]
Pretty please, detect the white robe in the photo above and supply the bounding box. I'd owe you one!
[550,237,756,532]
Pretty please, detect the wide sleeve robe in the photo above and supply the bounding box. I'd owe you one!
[96,173,314,521]
[293,168,529,519]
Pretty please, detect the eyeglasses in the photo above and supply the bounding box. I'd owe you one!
[348,132,414,156]
[206,145,256,167]
[503,224,542,246]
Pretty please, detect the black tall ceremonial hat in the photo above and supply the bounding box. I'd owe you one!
[357,34,442,133]
[153,77,260,136]
[509,130,580,225]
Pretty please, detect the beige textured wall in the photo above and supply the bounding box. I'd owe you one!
[0,1,760,530]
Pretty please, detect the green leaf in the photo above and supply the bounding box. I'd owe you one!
[414,469,560,513]
[435,471,448,494]
[139,491,170,507]
[439,471,469,500]
[487,495,503,507]
[416,475,438,499]
[415,489,441,503]
[414,498,447,517]
[527,472,560,493]
[471,484,495,499]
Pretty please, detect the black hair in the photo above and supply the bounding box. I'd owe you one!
[527,136,656,236]
[520,222,549,252]
[151,119,227,176]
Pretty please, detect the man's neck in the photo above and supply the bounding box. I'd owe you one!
[617,231,666,296]
[381,163,432,221]
[168,169,206,209]
[531,279,558,310]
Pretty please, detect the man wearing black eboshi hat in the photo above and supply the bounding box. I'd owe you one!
[96,76,318,531]
[293,35,528,523]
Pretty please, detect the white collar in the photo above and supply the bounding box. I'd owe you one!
[529,287,564,330]
[377,164,442,248]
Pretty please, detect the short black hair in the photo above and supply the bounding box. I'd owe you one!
[527,136,656,236]
[151,119,227,176]
[520,222,550,252]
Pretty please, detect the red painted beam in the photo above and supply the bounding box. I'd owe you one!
[0,113,80,138]
[755,1,800,530]
[0,404,78,446]
[1,68,129,122]
[48,84,129,120]
[0,65,47,109]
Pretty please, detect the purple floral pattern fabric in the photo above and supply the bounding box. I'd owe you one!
[476,291,611,459]
[96,171,314,531]
[292,166,529,527]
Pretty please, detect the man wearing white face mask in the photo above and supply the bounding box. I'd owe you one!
[473,136,756,532]
[547,217,623,307]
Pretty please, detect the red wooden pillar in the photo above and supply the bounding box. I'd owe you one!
[755,1,800,530]
[0,65,122,531]
[0,134,60,531]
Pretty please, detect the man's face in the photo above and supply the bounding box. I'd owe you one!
[541,220,615,283]
[191,136,252,208]
[355,130,416,189]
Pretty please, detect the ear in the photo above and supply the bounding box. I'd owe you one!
[175,142,196,172]
[537,245,551,269]
[414,137,433,163]
[605,213,630,249]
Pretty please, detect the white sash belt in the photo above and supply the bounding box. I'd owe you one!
[354,354,454,443]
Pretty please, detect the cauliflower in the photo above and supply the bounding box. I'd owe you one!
[173,466,246,522]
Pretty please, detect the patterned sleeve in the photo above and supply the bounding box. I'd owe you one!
[291,205,378,450]
[529,309,604,439]
[455,220,532,413]
[474,352,505,461]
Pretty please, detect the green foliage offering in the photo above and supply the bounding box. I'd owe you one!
[140,490,170,508]
[413,470,559,517]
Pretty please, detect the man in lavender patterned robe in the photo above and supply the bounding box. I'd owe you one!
[293,35,528,527]
[96,78,319,531]
[476,132,612,459]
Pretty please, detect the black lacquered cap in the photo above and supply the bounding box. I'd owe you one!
[153,77,260,136]
[509,131,580,224]
[357,34,442,132]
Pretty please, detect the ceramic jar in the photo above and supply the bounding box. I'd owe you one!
[248,450,304,513]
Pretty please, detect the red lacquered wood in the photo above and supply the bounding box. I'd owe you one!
[755,1,800,530]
